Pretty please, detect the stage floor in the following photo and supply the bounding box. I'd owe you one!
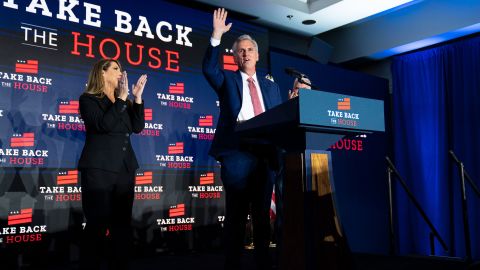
[1,247,470,270]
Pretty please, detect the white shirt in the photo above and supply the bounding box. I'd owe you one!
[237,72,265,121]
[210,38,266,122]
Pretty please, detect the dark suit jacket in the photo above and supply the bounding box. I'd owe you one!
[202,44,282,158]
[78,93,145,173]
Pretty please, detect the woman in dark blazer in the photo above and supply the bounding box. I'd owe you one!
[78,58,147,270]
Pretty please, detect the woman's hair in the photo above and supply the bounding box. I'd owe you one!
[84,59,122,97]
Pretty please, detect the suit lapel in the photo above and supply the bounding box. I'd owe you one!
[234,71,243,102]
[99,96,132,132]
[98,96,110,112]
[258,77,272,110]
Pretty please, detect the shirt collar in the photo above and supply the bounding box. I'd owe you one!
[239,71,258,83]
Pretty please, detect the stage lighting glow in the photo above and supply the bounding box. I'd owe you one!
[370,22,480,59]
[314,0,415,32]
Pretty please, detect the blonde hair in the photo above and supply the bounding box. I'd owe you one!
[84,59,122,97]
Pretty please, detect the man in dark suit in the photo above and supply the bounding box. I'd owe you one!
[202,8,282,270]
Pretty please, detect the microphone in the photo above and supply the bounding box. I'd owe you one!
[285,67,304,79]
[285,67,317,89]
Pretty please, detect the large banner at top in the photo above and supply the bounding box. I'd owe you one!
[0,0,269,251]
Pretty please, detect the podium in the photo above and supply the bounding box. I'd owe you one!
[236,89,385,270]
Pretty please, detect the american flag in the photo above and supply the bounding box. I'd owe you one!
[59,100,79,114]
[223,54,238,71]
[10,133,34,147]
[8,208,33,225]
[198,115,213,127]
[169,203,185,217]
[57,170,78,185]
[15,60,38,74]
[270,188,276,221]
[135,171,153,185]
[168,83,184,94]
[200,173,214,185]
[144,108,153,121]
[168,142,184,155]
[337,98,351,110]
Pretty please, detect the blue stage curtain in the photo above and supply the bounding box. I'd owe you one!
[392,36,480,260]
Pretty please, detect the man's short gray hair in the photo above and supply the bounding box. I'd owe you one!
[232,34,259,53]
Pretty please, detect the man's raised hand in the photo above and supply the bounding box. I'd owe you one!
[212,8,232,40]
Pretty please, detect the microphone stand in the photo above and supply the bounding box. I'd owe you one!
[449,150,480,264]
[385,156,449,255]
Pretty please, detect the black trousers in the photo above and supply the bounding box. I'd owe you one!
[80,165,135,270]
[220,144,278,270]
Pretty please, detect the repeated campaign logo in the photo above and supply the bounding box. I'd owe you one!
[134,171,163,200]
[156,203,195,232]
[15,60,38,74]
[328,97,360,128]
[337,98,351,110]
[188,172,223,199]
[42,100,85,132]
[38,170,82,202]
[155,142,194,169]
[156,82,194,110]
[222,48,238,71]
[140,108,163,137]
[0,208,48,244]
[0,132,49,166]
[187,115,216,141]
[0,59,53,93]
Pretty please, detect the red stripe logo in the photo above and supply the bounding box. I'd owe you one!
[200,172,214,185]
[15,60,38,74]
[169,203,185,217]
[223,55,238,71]
[135,171,153,185]
[145,108,153,121]
[168,142,184,155]
[8,208,33,225]
[168,83,184,94]
[59,100,79,114]
[10,133,35,147]
[337,98,351,110]
[198,115,213,127]
[57,170,78,185]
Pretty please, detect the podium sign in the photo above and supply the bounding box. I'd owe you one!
[299,89,385,132]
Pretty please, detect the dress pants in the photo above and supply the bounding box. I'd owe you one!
[220,146,276,270]
[80,164,135,270]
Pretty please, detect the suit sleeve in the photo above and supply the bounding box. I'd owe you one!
[202,45,225,93]
[79,94,128,133]
[129,101,145,134]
